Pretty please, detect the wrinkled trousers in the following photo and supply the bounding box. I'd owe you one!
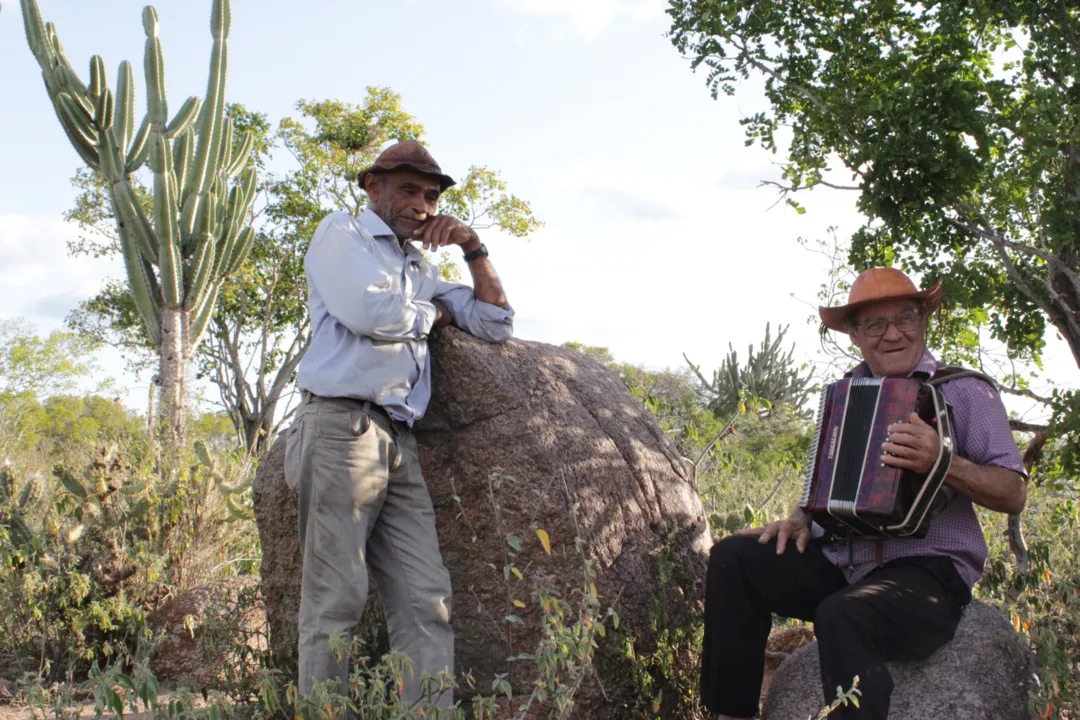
[700,534,970,719]
[285,393,454,710]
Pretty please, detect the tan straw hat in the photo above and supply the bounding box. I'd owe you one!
[356,140,456,191]
[819,267,944,332]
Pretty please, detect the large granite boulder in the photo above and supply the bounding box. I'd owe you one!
[763,600,1037,720]
[253,328,711,718]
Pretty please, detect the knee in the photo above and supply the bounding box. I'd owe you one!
[814,593,860,639]
[707,534,760,577]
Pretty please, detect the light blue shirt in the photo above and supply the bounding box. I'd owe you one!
[296,210,514,425]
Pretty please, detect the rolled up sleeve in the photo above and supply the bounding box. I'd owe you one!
[433,282,515,343]
[306,214,437,342]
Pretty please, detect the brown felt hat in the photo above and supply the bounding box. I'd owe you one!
[356,140,456,192]
[819,267,944,332]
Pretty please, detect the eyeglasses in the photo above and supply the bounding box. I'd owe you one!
[855,311,921,337]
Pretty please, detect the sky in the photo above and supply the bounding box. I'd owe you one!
[0,0,1073,424]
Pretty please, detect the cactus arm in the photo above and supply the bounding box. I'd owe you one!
[173,128,193,206]
[113,179,160,265]
[97,126,124,183]
[112,194,163,347]
[187,0,229,200]
[125,116,152,173]
[179,186,199,243]
[151,135,183,307]
[183,236,216,311]
[193,190,218,240]
[142,8,168,125]
[225,226,256,276]
[225,130,254,178]
[51,102,101,169]
[89,55,106,101]
[217,116,235,172]
[214,184,243,273]
[187,280,222,347]
[55,92,98,146]
[214,167,256,276]
[20,0,55,71]
[53,67,94,116]
[114,61,136,152]
[94,87,115,131]
[166,96,201,139]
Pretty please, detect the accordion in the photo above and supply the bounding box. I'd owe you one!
[799,375,955,539]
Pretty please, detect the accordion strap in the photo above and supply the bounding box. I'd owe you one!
[926,365,999,390]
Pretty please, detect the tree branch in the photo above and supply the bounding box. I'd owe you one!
[694,411,740,471]
[1010,419,1049,433]
[945,213,1080,367]
[760,178,861,193]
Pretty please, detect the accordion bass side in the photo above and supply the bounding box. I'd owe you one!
[798,377,955,539]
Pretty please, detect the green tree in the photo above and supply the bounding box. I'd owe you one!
[667,1,1079,369]
[21,0,258,462]
[0,319,99,398]
[69,89,542,454]
[0,320,104,460]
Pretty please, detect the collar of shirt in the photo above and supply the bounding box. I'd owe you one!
[848,349,938,379]
[357,208,424,262]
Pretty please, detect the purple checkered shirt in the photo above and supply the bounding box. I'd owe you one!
[818,351,1026,588]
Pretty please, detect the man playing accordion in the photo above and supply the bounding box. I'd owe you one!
[699,268,1027,720]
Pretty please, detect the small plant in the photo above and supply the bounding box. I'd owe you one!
[0,438,257,682]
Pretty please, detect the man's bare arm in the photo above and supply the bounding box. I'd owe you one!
[883,413,1027,515]
[945,456,1027,515]
[460,239,509,309]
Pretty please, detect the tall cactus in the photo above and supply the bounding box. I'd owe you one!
[20,0,258,456]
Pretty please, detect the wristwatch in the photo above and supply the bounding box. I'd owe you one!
[463,243,489,262]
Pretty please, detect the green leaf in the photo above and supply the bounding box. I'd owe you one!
[506,534,522,552]
[56,469,88,500]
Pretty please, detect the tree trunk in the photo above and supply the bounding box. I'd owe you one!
[245,407,277,456]
[158,306,188,463]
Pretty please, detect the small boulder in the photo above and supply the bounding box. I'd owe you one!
[761,625,815,712]
[148,576,266,691]
[763,600,1036,720]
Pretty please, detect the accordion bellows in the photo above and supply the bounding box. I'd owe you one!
[799,376,955,539]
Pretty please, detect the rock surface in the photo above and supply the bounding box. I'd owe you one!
[253,327,711,718]
[148,576,265,691]
[763,600,1036,720]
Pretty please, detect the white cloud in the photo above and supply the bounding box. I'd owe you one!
[0,213,121,327]
[496,0,664,38]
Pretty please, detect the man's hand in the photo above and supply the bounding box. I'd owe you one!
[882,412,940,474]
[433,299,453,327]
[739,509,811,555]
[412,215,479,253]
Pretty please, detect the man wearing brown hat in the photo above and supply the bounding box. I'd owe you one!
[287,141,513,710]
[699,268,1027,719]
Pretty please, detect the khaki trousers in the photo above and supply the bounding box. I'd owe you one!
[284,393,454,708]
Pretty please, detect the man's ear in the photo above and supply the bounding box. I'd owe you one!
[363,173,381,199]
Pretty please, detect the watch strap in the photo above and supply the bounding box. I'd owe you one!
[463,243,488,262]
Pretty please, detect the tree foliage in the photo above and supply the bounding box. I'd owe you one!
[668,0,1080,369]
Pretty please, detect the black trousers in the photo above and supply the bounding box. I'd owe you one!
[700,534,971,719]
